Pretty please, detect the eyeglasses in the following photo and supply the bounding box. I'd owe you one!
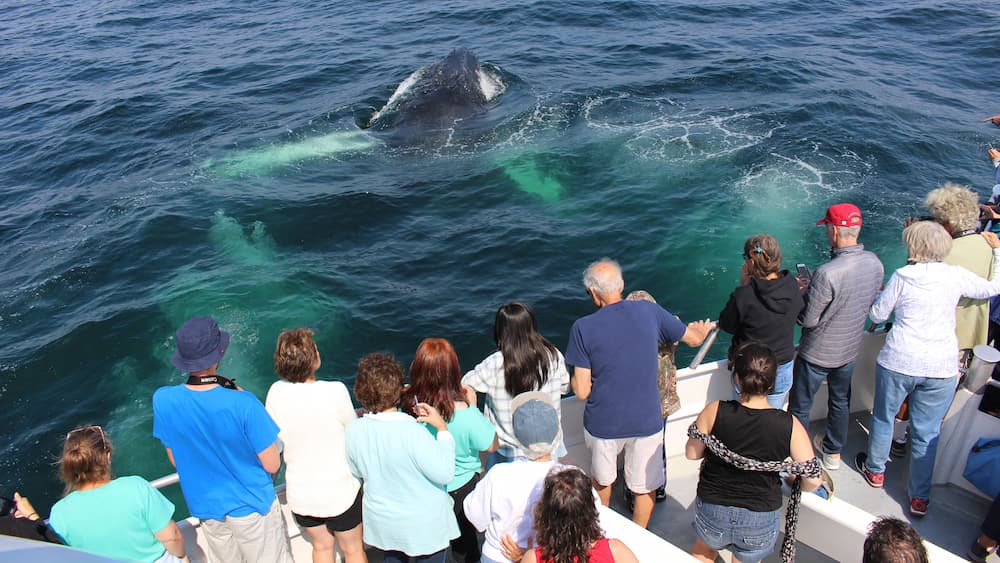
[66,425,108,452]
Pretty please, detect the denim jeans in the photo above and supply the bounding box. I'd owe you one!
[382,549,447,563]
[693,497,781,562]
[733,360,793,409]
[865,363,957,500]
[787,357,855,454]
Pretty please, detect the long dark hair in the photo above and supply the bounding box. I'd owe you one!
[732,341,777,397]
[533,467,603,563]
[401,338,465,421]
[494,302,559,396]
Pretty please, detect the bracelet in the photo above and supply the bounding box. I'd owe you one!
[26,512,38,519]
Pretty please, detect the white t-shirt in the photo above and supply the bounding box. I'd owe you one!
[265,379,360,517]
[463,459,562,563]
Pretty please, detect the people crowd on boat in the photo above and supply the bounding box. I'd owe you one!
[11,148,1000,562]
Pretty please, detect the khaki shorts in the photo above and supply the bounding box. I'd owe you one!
[200,498,294,563]
[584,427,665,494]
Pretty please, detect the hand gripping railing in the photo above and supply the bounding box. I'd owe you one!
[688,326,721,370]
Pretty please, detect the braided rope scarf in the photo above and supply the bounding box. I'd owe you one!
[687,422,821,562]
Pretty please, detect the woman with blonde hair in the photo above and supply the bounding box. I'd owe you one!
[49,425,187,562]
[719,234,804,408]
[265,328,366,563]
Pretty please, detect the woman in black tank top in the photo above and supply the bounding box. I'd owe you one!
[685,342,822,563]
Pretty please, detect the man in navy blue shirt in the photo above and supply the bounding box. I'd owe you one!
[565,258,714,528]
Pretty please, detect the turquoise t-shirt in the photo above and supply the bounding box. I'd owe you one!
[425,405,497,491]
[50,475,175,563]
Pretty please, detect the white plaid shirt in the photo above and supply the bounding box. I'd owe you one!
[461,350,570,458]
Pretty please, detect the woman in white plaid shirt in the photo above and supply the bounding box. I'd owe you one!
[462,302,570,468]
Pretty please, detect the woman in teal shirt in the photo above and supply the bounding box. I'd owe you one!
[401,338,498,563]
[50,425,187,563]
[347,352,460,563]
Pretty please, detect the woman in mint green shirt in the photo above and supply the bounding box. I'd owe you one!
[401,338,498,563]
[50,425,187,563]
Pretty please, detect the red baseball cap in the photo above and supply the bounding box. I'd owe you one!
[817,203,863,227]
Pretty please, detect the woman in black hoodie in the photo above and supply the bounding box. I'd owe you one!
[719,234,804,408]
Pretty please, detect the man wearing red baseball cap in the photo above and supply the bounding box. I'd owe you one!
[789,204,884,472]
[816,203,864,228]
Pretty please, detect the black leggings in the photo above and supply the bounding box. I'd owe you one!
[449,474,481,563]
[983,492,1000,541]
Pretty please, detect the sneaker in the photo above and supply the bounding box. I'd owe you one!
[813,434,841,470]
[655,485,666,503]
[909,497,928,518]
[890,439,907,459]
[854,453,884,488]
[968,539,997,562]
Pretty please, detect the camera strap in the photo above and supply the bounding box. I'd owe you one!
[186,374,238,390]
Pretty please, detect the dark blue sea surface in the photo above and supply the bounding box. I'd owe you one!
[2,0,999,515]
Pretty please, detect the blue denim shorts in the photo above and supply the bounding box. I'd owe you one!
[694,497,781,562]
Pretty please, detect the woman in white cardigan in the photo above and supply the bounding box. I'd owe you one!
[857,222,1000,518]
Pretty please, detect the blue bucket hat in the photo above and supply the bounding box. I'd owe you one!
[171,317,230,373]
[511,391,562,460]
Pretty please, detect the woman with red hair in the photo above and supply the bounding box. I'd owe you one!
[402,338,498,563]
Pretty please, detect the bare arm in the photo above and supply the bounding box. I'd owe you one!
[486,434,499,453]
[789,417,822,492]
[571,366,592,400]
[257,442,281,474]
[12,493,39,521]
[520,547,538,563]
[608,539,639,563]
[154,520,186,558]
[165,448,176,468]
[685,401,719,460]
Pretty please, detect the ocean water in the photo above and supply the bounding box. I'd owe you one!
[2,0,999,516]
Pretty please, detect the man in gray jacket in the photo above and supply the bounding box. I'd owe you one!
[788,203,884,470]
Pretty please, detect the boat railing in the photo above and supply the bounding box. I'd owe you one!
[150,472,180,490]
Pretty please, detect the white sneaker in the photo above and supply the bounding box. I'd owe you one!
[813,434,841,470]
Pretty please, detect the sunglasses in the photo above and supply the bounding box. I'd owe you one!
[66,425,108,451]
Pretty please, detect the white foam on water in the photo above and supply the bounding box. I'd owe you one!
[735,148,871,204]
[495,95,575,148]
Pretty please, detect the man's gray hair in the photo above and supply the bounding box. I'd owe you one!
[835,225,862,239]
[583,258,624,296]
[925,182,980,232]
[903,221,952,263]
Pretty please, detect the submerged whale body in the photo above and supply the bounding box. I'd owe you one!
[206,49,506,175]
[365,48,503,135]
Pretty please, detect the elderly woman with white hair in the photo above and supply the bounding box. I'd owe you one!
[925,182,995,350]
[856,221,1000,518]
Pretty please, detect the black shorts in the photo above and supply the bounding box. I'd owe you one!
[292,487,363,533]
